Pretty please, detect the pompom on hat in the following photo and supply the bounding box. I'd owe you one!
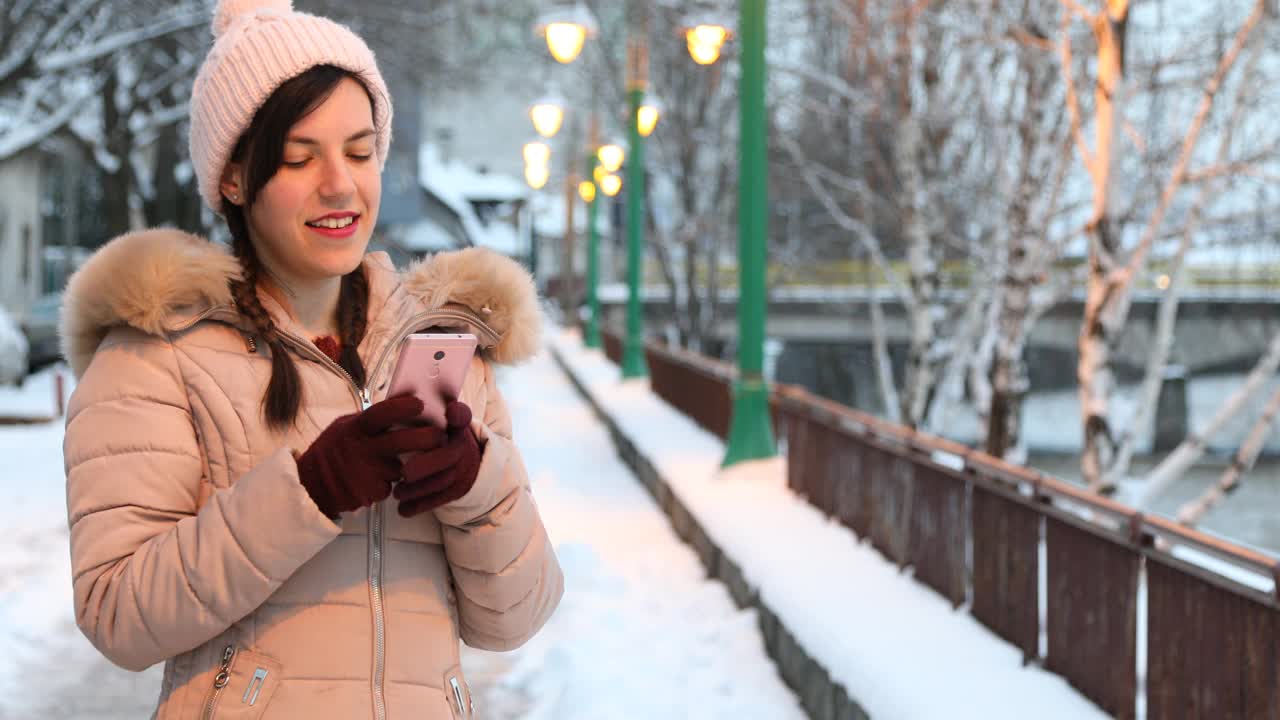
[188,0,393,212]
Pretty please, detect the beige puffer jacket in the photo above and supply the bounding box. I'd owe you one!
[59,229,563,719]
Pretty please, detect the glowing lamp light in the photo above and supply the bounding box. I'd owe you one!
[525,164,549,190]
[597,142,625,172]
[600,173,622,197]
[637,95,663,137]
[1156,274,1171,290]
[686,24,729,65]
[546,23,586,63]
[593,164,608,184]
[529,99,565,138]
[535,6,598,65]
[523,141,551,167]
[578,180,597,203]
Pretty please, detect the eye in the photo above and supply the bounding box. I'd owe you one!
[282,159,310,168]
[349,153,373,162]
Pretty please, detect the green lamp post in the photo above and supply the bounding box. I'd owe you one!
[721,0,776,466]
[584,146,602,349]
[621,32,651,379]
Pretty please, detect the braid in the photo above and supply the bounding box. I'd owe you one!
[337,266,370,389]
[226,201,303,429]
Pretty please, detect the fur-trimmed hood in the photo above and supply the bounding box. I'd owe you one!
[60,228,543,379]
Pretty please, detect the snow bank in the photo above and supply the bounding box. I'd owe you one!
[549,328,1109,719]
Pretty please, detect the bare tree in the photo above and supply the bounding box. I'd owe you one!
[1060,0,1271,491]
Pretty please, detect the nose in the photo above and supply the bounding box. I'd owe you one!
[317,153,356,202]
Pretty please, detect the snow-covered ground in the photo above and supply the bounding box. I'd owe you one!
[0,357,804,718]
[548,329,1108,719]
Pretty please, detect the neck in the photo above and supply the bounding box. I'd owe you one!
[259,269,343,339]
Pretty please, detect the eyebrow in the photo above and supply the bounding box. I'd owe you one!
[286,128,376,146]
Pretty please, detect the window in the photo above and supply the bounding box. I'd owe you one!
[21,224,31,285]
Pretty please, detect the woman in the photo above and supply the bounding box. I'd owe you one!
[59,1,562,717]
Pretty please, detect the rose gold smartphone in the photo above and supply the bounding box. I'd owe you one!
[386,333,478,427]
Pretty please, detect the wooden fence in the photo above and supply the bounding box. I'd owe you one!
[598,328,1280,719]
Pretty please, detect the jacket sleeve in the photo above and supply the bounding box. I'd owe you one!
[435,359,564,651]
[64,327,342,672]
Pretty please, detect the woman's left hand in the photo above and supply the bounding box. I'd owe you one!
[394,400,482,517]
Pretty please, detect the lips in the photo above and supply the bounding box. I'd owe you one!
[306,212,359,229]
[305,214,360,238]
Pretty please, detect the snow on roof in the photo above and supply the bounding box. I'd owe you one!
[390,217,462,253]
[419,142,528,203]
[417,142,528,256]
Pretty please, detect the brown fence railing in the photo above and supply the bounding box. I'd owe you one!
[593,328,1280,719]
[601,328,623,366]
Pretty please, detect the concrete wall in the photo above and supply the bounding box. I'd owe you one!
[0,149,44,319]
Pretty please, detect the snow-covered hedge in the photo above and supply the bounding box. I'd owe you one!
[0,307,30,385]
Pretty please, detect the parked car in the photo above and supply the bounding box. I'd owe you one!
[0,307,29,385]
[20,293,62,372]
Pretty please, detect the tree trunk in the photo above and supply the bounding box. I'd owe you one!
[867,263,901,423]
[1076,0,1130,491]
[897,116,942,428]
[987,241,1032,461]
[99,63,133,240]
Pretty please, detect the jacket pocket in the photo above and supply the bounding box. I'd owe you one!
[442,665,475,720]
[201,646,283,719]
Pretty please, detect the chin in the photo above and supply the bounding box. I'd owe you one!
[308,243,369,279]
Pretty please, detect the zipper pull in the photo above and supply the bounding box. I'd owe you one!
[361,386,372,410]
[243,667,269,705]
[214,645,235,689]
[449,677,466,716]
[244,334,258,354]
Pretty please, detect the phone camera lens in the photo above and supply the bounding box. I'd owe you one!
[434,351,445,360]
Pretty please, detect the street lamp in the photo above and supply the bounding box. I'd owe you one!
[600,173,622,197]
[534,4,598,64]
[584,139,603,349]
[597,141,625,173]
[523,140,551,167]
[529,96,566,138]
[620,31,651,378]
[524,163,549,190]
[722,0,776,465]
[683,16,732,65]
[636,93,662,137]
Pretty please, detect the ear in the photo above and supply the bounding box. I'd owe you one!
[219,162,244,206]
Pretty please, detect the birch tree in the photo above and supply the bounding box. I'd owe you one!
[773,0,978,430]
[1060,0,1271,491]
[774,0,1083,456]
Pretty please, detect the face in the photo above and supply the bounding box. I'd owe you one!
[223,77,381,287]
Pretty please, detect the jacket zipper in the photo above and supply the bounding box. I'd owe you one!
[371,500,387,720]
[202,645,236,720]
[271,331,386,719]
[271,312,494,720]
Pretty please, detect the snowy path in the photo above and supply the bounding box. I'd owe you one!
[0,358,804,718]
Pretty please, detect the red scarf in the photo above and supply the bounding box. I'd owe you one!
[313,335,342,364]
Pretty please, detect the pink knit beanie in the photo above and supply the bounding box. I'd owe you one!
[188,0,393,212]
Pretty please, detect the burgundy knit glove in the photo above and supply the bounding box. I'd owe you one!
[394,401,482,517]
[297,394,446,519]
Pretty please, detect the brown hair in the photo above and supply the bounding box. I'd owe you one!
[222,64,376,430]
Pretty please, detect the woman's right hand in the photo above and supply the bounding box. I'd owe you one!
[295,394,446,519]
